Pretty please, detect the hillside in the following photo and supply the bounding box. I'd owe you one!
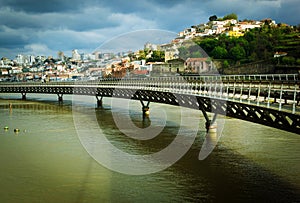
[192,24,300,70]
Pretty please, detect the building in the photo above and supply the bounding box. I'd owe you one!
[72,49,81,61]
[28,55,36,65]
[15,54,25,65]
[57,51,65,61]
[35,55,47,63]
[144,42,158,51]
[185,58,214,73]
[167,58,185,73]
[227,30,244,37]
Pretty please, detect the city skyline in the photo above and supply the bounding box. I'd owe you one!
[0,0,299,59]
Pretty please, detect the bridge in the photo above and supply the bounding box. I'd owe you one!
[0,74,299,134]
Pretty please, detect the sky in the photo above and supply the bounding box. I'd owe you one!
[0,0,299,59]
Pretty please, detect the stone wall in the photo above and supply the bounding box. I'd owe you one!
[214,60,300,75]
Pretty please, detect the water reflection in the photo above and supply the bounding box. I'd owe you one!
[0,97,299,202]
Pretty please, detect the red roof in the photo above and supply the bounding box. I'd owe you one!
[186,58,208,62]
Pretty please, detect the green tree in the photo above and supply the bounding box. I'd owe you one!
[22,67,30,72]
[282,56,295,65]
[209,15,218,21]
[147,50,165,62]
[191,51,202,58]
[223,13,238,20]
[138,50,146,60]
[229,45,246,61]
[248,52,258,62]
[211,46,228,59]
[178,46,189,60]
[198,38,218,55]
[223,60,230,69]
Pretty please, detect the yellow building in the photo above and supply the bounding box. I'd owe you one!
[227,30,244,37]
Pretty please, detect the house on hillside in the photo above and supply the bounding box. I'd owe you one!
[167,58,185,73]
[185,58,214,73]
[227,30,244,37]
[274,52,288,58]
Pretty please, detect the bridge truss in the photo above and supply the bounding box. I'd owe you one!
[0,74,299,134]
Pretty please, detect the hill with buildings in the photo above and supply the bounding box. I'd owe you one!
[1,13,299,80]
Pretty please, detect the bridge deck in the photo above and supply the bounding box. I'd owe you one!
[0,74,299,134]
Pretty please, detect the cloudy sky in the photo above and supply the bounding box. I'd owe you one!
[0,0,299,59]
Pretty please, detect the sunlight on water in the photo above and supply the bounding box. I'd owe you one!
[0,94,299,202]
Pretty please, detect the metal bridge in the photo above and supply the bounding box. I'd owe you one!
[0,74,299,134]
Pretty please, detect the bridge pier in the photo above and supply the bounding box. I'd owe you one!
[57,94,63,102]
[198,101,218,132]
[140,100,150,117]
[21,93,26,100]
[96,96,103,108]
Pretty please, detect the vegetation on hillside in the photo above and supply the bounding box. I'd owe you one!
[192,24,300,68]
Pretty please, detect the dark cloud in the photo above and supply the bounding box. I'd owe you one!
[0,0,298,58]
[0,6,119,31]
[0,0,85,13]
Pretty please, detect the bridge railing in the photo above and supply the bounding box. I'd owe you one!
[0,74,299,114]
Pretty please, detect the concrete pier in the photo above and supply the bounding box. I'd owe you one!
[57,94,63,102]
[21,93,26,100]
[140,100,150,117]
[142,106,150,117]
[96,96,103,108]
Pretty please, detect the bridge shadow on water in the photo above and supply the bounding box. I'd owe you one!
[92,107,300,202]
[1,98,299,202]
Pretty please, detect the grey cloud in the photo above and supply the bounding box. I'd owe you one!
[0,0,85,13]
[0,6,119,31]
[0,0,299,59]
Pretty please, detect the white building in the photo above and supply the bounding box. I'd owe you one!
[72,49,81,61]
[28,55,36,65]
[15,54,24,65]
[144,42,158,51]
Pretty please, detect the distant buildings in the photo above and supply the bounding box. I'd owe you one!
[0,16,287,80]
[177,18,276,39]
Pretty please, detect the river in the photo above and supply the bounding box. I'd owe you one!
[0,93,299,202]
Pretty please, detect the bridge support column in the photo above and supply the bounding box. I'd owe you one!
[57,94,63,102]
[199,104,217,132]
[140,100,150,117]
[21,93,26,100]
[96,96,103,108]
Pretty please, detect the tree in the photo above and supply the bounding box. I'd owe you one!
[178,46,189,60]
[22,67,30,72]
[138,50,146,60]
[223,13,238,20]
[211,46,228,59]
[249,52,258,62]
[191,51,202,58]
[147,50,165,62]
[229,45,246,61]
[198,38,218,55]
[282,56,295,65]
[223,60,230,69]
[209,15,218,21]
